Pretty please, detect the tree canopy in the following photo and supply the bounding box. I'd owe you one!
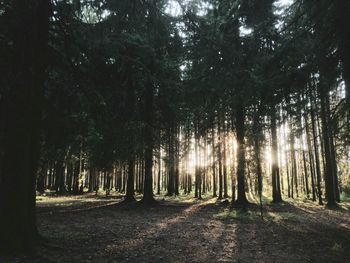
[0,0,350,255]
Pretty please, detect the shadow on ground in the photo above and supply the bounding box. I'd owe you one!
[1,196,350,263]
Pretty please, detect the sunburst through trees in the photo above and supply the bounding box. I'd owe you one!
[0,0,350,255]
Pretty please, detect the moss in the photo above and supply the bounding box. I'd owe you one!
[213,209,260,221]
[266,211,306,223]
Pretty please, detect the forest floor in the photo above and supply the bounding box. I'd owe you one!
[1,192,350,263]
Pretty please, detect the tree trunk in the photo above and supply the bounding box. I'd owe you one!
[217,116,223,199]
[36,161,47,194]
[175,125,180,196]
[125,159,136,202]
[167,126,175,196]
[234,104,249,207]
[211,124,217,197]
[335,0,350,116]
[222,115,228,198]
[253,105,263,214]
[194,122,200,199]
[309,84,323,205]
[141,80,155,203]
[304,102,317,201]
[290,128,298,198]
[271,108,282,203]
[157,145,161,195]
[124,62,136,201]
[0,0,50,253]
[319,75,335,206]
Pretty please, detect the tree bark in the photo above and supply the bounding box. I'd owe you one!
[309,84,323,205]
[319,74,336,206]
[211,124,217,197]
[253,105,263,214]
[222,114,228,198]
[234,104,249,207]
[0,0,50,253]
[141,80,155,203]
[217,116,223,199]
[271,108,282,203]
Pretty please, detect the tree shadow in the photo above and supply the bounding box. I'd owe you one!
[232,201,350,262]
[95,200,350,262]
[15,198,350,263]
[34,199,194,262]
[98,200,240,262]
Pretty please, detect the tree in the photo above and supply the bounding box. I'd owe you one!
[0,0,51,253]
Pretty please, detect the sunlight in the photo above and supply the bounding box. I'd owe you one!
[274,0,294,8]
[165,0,213,17]
[239,26,253,37]
[265,146,273,167]
[164,0,182,17]
[2,0,350,260]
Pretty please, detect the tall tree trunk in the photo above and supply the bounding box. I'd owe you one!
[234,104,249,207]
[88,168,94,193]
[198,135,202,200]
[175,125,180,196]
[122,163,127,193]
[157,144,161,195]
[141,80,155,203]
[253,105,263,214]
[66,160,73,193]
[125,159,136,202]
[105,171,111,196]
[290,128,298,198]
[202,133,207,194]
[271,108,282,203]
[335,0,350,116]
[222,115,228,198]
[211,124,217,197]
[319,75,335,206]
[327,102,340,203]
[283,123,291,198]
[167,126,175,196]
[302,148,310,198]
[72,160,79,194]
[309,85,323,205]
[329,137,340,202]
[217,116,223,199]
[194,122,200,198]
[36,161,47,194]
[304,101,317,201]
[0,0,50,253]
[124,64,136,201]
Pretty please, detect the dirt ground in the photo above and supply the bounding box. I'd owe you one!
[2,193,350,263]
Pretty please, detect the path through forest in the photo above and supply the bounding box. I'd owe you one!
[2,194,350,263]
